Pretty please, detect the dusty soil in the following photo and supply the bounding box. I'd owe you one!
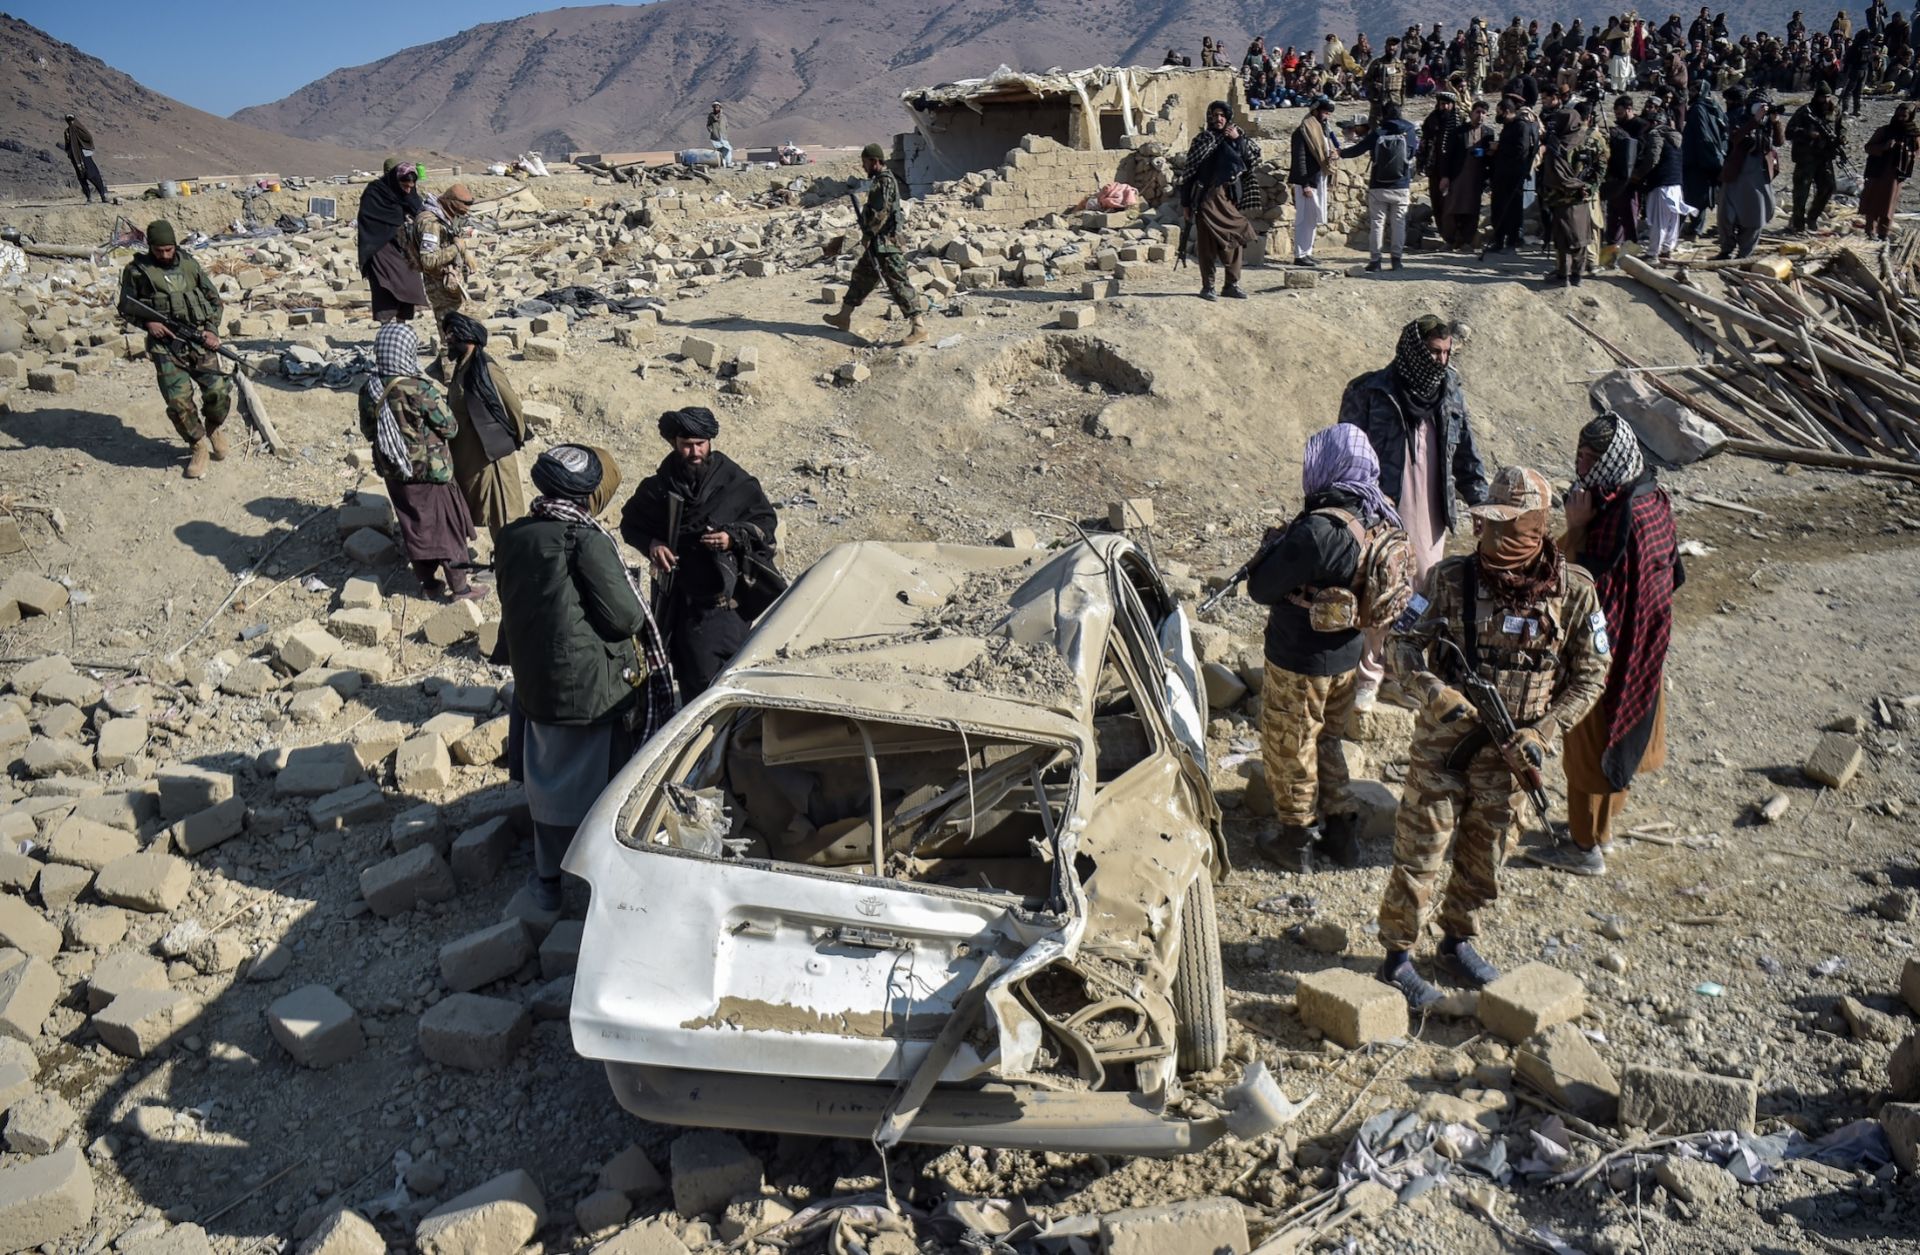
[0,131,1917,1255]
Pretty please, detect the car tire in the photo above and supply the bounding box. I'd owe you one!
[1170,871,1227,1073]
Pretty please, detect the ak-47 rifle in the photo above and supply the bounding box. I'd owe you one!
[1175,212,1194,270]
[121,293,254,374]
[819,190,877,262]
[1197,520,1288,616]
[1430,635,1556,833]
[651,493,685,655]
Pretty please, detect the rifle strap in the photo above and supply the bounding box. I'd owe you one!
[1444,722,1495,772]
[1461,560,1480,680]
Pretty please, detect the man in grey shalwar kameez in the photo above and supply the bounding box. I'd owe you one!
[1717,98,1787,258]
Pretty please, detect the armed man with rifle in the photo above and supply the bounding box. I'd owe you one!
[1375,466,1610,1010]
[822,143,928,347]
[117,220,232,479]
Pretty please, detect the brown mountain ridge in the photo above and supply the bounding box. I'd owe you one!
[230,0,1807,160]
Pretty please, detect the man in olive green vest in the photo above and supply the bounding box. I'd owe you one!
[117,220,231,479]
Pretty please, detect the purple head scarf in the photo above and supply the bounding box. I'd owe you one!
[1302,424,1402,527]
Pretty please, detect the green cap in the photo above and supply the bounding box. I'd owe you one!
[145,220,177,247]
[861,143,885,162]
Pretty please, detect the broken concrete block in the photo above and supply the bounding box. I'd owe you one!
[449,816,514,887]
[0,958,57,1041]
[5,656,72,698]
[349,719,406,767]
[589,1221,688,1255]
[360,845,456,918]
[0,1143,94,1249]
[669,1130,764,1218]
[1295,967,1408,1048]
[0,899,60,961]
[309,781,385,830]
[35,671,98,707]
[342,528,398,567]
[417,993,530,1071]
[539,919,582,980]
[93,852,192,913]
[297,1208,384,1255]
[157,765,234,820]
[439,920,533,993]
[86,951,167,1014]
[1082,278,1117,300]
[1618,1063,1757,1133]
[1882,1102,1920,1175]
[4,1090,76,1155]
[1107,498,1154,529]
[1515,1022,1619,1122]
[1804,733,1863,788]
[45,816,137,872]
[267,985,365,1069]
[452,717,509,767]
[422,599,484,647]
[92,988,197,1058]
[1100,1198,1249,1255]
[415,1169,546,1255]
[218,659,280,698]
[395,734,454,794]
[1478,963,1587,1043]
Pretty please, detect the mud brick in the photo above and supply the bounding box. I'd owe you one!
[0,899,59,960]
[1618,1064,1757,1133]
[278,628,341,673]
[360,845,456,918]
[669,1130,764,1218]
[1515,1023,1620,1123]
[1479,963,1587,1043]
[276,745,364,797]
[389,804,447,855]
[63,906,126,951]
[73,789,157,832]
[0,853,33,893]
[1107,498,1154,529]
[395,735,453,794]
[94,852,192,913]
[416,993,529,1071]
[1296,967,1408,1048]
[1100,1198,1249,1255]
[288,686,345,725]
[267,985,364,1069]
[33,865,89,910]
[1804,733,1863,789]
[19,738,89,778]
[94,718,149,769]
[219,659,279,698]
[422,599,484,647]
[523,336,565,361]
[4,1091,75,1155]
[166,798,245,856]
[338,577,382,611]
[1058,307,1096,330]
[157,765,234,820]
[34,672,99,707]
[539,920,582,980]
[415,1169,545,1255]
[300,1209,384,1255]
[452,717,508,767]
[449,816,514,888]
[86,951,167,1014]
[343,528,397,567]
[328,608,393,645]
[438,685,496,714]
[303,782,382,832]
[24,369,72,394]
[0,1144,94,1249]
[438,920,533,993]
[599,1145,666,1197]
[349,719,406,767]
[330,647,393,684]
[1883,1103,1920,1175]
[0,958,58,1040]
[44,816,136,872]
[679,336,723,369]
[5,656,73,698]
[92,988,197,1058]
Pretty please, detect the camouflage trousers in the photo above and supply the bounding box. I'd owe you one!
[846,248,924,317]
[1376,719,1520,951]
[151,346,232,444]
[1259,663,1357,828]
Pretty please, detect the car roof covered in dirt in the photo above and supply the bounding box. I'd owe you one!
[713,536,1134,737]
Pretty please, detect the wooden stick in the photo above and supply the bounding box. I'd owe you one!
[1722,437,1920,480]
[1564,313,1763,440]
[232,371,288,458]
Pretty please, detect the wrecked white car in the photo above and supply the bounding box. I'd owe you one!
[567,535,1298,1154]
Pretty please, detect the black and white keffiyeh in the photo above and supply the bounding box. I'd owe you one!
[1575,411,1646,493]
[365,321,423,473]
[1392,315,1451,403]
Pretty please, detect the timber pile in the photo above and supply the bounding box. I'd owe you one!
[1597,243,1920,480]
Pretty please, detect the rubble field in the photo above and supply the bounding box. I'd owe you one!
[0,120,1917,1255]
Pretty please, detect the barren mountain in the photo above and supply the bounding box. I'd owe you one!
[0,15,394,199]
[231,0,1805,159]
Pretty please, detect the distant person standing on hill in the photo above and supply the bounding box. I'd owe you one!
[708,103,735,168]
[357,159,430,323]
[62,114,109,203]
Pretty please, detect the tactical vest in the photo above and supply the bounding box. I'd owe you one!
[1453,561,1569,724]
[128,256,218,330]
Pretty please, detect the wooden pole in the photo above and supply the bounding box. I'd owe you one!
[1723,438,1920,480]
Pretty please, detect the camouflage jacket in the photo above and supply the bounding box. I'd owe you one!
[1390,553,1611,742]
[411,205,468,312]
[860,170,906,256]
[358,376,458,485]
[1541,125,1609,210]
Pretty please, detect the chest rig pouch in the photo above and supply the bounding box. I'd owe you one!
[1458,561,1562,725]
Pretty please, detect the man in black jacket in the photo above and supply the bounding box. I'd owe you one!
[621,408,778,699]
[1248,426,1407,872]
[1486,95,1540,253]
[1602,95,1647,256]
[1288,97,1339,266]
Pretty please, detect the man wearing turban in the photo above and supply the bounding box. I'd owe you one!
[620,408,780,697]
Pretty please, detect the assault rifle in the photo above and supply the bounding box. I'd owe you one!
[1430,635,1555,832]
[1197,524,1285,617]
[120,294,254,375]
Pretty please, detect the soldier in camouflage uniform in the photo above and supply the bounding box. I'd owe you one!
[117,220,231,479]
[1497,16,1529,78]
[1467,18,1495,93]
[823,143,928,347]
[1375,467,1611,1008]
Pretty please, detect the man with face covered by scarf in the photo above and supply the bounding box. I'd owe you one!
[1373,466,1610,1008]
[620,408,779,698]
[1340,315,1490,710]
[1180,100,1262,299]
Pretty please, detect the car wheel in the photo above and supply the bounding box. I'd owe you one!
[1169,871,1227,1073]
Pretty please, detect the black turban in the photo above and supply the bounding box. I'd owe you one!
[531,444,605,501]
[442,312,489,349]
[659,406,720,441]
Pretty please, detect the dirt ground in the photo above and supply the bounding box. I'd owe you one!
[1,113,1917,1255]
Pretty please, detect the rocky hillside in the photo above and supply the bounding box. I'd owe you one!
[0,16,393,199]
[232,0,1806,158]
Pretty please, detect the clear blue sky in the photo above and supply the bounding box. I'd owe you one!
[12,1,629,117]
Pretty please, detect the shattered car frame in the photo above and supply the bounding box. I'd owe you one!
[567,536,1296,1154]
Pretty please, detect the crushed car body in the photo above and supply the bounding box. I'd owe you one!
[567,535,1309,1154]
